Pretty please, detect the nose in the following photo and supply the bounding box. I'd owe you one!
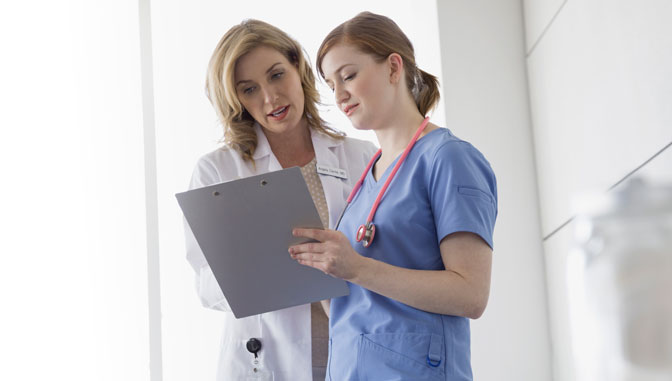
[334,82,349,106]
[261,85,278,105]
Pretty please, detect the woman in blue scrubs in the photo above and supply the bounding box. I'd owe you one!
[288,12,497,380]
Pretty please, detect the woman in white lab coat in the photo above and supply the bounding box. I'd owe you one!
[184,19,376,380]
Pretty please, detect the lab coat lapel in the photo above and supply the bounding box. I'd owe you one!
[312,130,348,229]
[252,123,282,172]
[254,124,348,228]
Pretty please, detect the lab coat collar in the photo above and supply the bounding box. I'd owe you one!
[310,126,344,167]
[252,122,272,160]
[310,128,347,230]
[252,122,344,164]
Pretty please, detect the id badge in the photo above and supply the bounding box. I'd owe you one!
[316,164,348,179]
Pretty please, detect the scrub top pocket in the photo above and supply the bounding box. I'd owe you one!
[356,332,445,380]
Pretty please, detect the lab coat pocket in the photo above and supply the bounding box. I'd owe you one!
[356,332,445,381]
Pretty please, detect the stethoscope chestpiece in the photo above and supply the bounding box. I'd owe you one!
[356,222,375,248]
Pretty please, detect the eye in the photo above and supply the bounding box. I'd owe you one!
[271,71,284,80]
[343,73,356,81]
[242,86,256,95]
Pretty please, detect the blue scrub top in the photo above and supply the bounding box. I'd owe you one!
[328,128,497,381]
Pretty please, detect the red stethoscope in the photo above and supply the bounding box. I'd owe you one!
[335,116,430,247]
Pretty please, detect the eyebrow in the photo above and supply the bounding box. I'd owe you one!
[236,62,283,86]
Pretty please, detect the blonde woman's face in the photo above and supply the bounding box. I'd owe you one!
[234,46,306,136]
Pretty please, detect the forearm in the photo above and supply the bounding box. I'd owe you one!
[351,257,489,318]
[289,229,492,318]
[320,299,330,317]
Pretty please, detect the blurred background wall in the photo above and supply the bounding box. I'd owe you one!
[523,1,672,379]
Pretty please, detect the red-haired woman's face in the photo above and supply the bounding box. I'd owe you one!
[321,43,396,130]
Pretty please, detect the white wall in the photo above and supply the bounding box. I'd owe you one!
[523,0,672,379]
[0,2,151,380]
[435,1,553,380]
[149,1,443,379]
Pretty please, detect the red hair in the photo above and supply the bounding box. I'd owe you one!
[317,11,440,115]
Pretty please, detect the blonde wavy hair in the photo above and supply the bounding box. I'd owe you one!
[206,19,343,163]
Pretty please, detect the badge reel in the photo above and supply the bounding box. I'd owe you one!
[245,338,272,380]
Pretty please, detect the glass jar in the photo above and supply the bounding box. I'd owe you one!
[569,178,672,381]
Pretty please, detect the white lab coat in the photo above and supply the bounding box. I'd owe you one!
[185,124,377,380]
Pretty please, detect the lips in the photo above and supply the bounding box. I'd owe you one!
[343,103,359,116]
[268,105,289,121]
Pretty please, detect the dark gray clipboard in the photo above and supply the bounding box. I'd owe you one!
[176,166,349,319]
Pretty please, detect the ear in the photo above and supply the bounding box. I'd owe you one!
[387,53,404,84]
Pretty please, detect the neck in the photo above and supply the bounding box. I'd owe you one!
[263,119,314,168]
[374,103,427,160]
[370,101,432,181]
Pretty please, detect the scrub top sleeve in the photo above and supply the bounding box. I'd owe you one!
[429,141,498,249]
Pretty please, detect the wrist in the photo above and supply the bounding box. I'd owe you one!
[349,255,374,284]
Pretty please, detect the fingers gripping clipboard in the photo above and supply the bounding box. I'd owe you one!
[176,167,349,318]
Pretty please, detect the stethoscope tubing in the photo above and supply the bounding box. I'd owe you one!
[335,117,430,246]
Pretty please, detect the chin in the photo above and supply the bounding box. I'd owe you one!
[269,116,304,135]
[349,116,373,131]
